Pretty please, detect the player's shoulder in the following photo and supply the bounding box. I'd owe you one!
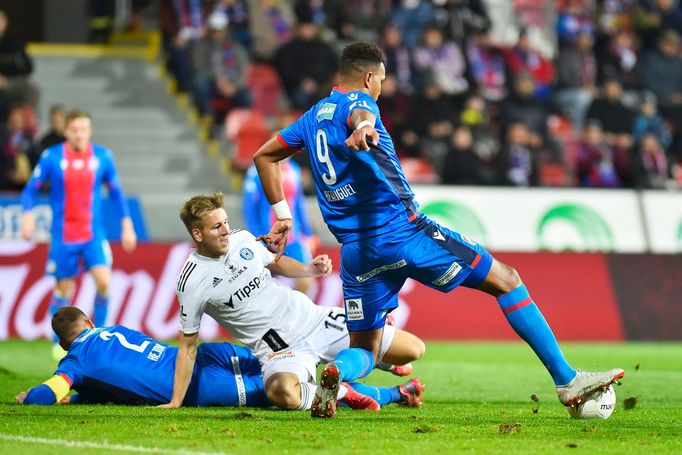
[228,228,255,243]
[41,143,64,161]
[176,254,206,294]
[92,143,114,158]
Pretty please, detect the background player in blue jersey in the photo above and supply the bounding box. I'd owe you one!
[15,307,422,409]
[20,109,137,360]
[242,159,318,293]
[253,41,624,418]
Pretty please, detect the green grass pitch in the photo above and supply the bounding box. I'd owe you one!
[1,340,680,454]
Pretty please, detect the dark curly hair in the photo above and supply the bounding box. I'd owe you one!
[340,41,386,77]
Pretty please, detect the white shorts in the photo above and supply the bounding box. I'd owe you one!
[260,307,396,384]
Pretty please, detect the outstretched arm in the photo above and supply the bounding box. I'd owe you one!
[266,254,332,279]
[253,135,298,260]
[159,331,198,408]
[16,375,72,405]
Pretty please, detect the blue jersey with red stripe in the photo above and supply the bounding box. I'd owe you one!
[243,160,313,244]
[21,142,130,244]
[54,326,264,406]
[277,88,418,243]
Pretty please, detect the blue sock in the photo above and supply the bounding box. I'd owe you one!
[49,295,70,343]
[93,294,109,327]
[346,382,402,406]
[334,348,375,382]
[498,284,576,386]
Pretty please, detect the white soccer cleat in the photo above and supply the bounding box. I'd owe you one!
[557,368,624,406]
[311,362,341,418]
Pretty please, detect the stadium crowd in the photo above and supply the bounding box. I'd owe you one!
[2,1,682,192]
[158,0,682,191]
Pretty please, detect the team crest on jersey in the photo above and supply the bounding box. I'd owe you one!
[345,299,364,321]
[240,248,254,260]
[316,103,337,121]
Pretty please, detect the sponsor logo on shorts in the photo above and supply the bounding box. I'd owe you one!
[266,350,295,361]
[345,298,364,320]
[240,248,254,260]
[432,230,445,241]
[432,262,463,286]
[356,259,407,282]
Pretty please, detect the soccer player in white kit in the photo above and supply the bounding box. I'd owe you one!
[160,193,425,411]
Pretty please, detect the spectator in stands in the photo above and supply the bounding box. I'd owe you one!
[500,72,550,151]
[504,28,555,100]
[556,0,592,49]
[159,0,209,92]
[632,0,682,51]
[39,105,66,151]
[213,0,251,49]
[440,126,486,185]
[0,10,38,118]
[413,26,469,109]
[638,30,682,128]
[466,31,507,105]
[411,80,458,149]
[390,0,436,50]
[0,105,37,191]
[496,122,537,187]
[633,92,672,151]
[553,25,597,131]
[634,133,675,188]
[460,94,499,166]
[432,0,491,46]
[576,119,621,187]
[380,23,416,95]
[585,79,635,143]
[597,29,639,89]
[190,11,251,121]
[247,0,295,61]
[272,21,338,110]
[376,73,418,156]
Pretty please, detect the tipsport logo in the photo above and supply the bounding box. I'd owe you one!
[420,200,487,245]
[537,204,614,252]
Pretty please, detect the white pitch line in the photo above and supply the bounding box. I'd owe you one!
[0,433,230,455]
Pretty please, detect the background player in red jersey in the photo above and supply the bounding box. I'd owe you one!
[20,109,137,359]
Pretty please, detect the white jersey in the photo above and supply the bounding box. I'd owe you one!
[176,229,328,359]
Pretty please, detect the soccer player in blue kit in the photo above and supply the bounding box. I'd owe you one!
[21,109,137,359]
[16,307,422,409]
[253,41,624,418]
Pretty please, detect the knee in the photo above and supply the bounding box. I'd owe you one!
[499,263,522,294]
[403,338,426,363]
[55,281,75,299]
[265,376,300,410]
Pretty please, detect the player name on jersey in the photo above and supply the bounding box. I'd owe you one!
[323,183,357,202]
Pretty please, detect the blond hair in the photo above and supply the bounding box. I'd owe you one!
[179,192,225,235]
[65,109,92,126]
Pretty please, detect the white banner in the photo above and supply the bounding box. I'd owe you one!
[411,186,647,253]
[641,191,682,253]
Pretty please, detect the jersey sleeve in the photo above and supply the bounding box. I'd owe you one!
[54,355,83,388]
[21,149,52,211]
[277,111,312,151]
[177,271,206,334]
[344,92,380,126]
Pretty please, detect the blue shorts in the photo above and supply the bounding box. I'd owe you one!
[340,214,494,332]
[284,240,311,264]
[46,237,112,280]
[190,343,269,407]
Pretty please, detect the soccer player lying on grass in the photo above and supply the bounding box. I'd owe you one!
[15,307,423,409]
[160,192,425,412]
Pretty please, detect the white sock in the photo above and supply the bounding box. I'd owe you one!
[376,362,394,371]
[296,382,317,410]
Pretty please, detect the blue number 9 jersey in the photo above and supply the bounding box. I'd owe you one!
[277,88,418,243]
